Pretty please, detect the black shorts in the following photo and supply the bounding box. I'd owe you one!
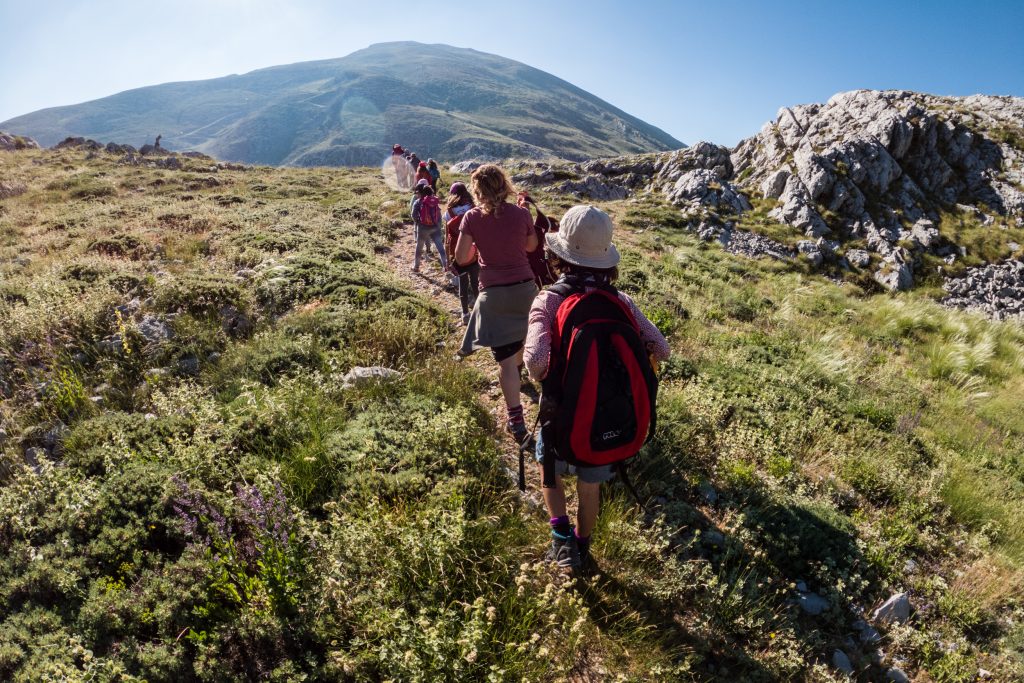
[491,340,524,363]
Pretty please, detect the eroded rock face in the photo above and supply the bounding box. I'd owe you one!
[731,90,1024,290]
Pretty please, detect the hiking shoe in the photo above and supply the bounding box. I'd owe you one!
[545,531,582,571]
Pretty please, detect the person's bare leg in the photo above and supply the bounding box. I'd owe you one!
[540,468,567,518]
[576,481,601,538]
[497,351,523,414]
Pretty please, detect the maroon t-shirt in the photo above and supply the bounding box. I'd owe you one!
[459,203,535,288]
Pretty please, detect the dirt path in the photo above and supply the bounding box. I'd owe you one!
[379,223,558,512]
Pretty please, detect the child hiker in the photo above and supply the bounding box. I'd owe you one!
[443,182,480,325]
[524,205,670,572]
[410,184,448,274]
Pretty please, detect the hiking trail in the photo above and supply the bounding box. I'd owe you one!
[379,222,570,515]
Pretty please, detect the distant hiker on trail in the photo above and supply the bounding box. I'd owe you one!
[409,152,421,170]
[524,205,669,573]
[415,161,433,187]
[391,143,409,188]
[155,134,162,149]
[443,182,479,325]
[454,164,539,443]
[427,159,441,192]
[410,179,436,258]
[410,184,449,275]
[518,191,559,287]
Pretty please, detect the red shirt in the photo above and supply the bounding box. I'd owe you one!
[459,204,535,288]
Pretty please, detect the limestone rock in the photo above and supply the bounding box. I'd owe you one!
[553,175,629,201]
[846,249,871,268]
[886,668,911,683]
[832,650,854,677]
[0,131,40,151]
[138,315,174,344]
[872,592,912,625]
[797,240,824,268]
[942,260,1024,320]
[797,591,830,615]
[450,160,487,174]
[341,366,402,389]
[874,251,914,291]
[732,90,1024,285]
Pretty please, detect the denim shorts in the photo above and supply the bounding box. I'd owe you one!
[535,430,616,484]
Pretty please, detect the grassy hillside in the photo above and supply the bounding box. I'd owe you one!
[0,42,683,166]
[1,146,1023,682]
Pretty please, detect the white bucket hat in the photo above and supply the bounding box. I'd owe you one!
[545,205,620,269]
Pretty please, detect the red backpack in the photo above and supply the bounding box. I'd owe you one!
[418,195,440,227]
[539,277,659,488]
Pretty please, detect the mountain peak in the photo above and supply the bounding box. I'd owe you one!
[0,44,682,166]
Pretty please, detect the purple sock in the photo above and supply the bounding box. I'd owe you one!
[550,515,571,537]
[574,529,591,553]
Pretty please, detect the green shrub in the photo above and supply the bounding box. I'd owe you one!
[156,273,243,317]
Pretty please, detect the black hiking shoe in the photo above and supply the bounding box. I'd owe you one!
[545,531,582,571]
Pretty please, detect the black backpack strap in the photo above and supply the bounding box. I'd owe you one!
[541,419,558,488]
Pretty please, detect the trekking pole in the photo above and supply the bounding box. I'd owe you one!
[517,411,541,492]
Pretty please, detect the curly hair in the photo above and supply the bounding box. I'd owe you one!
[470,164,516,216]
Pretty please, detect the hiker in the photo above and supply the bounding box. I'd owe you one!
[524,205,670,572]
[443,182,480,325]
[410,179,436,257]
[410,184,448,274]
[427,159,442,192]
[518,191,559,287]
[391,143,407,187]
[454,164,539,442]
[415,161,433,187]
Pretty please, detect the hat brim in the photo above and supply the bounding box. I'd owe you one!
[545,231,620,269]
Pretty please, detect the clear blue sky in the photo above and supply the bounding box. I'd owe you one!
[1,0,1022,146]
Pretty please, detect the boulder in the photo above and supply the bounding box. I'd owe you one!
[341,366,402,389]
[874,251,914,291]
[797,591,830,615]
[872,592,912,625]
[553,175,629,201]
[138,315,173,344]
[832,650,854,677]
[846,248,871,268]
[797,240,824,268]
[0,131,40,151]
[450,160,487,174]
[886,668,911,683]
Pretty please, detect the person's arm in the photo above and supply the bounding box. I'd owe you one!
[454,232,475,266]
[524,292,558,381]
[410,198,420,222]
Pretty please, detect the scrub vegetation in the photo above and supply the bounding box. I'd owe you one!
[1,146,1022,681]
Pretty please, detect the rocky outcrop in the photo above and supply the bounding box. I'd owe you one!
[731,90,1024,290]
[0,131,39,151]
[942,260,1024,320]
[488,90,1024,310]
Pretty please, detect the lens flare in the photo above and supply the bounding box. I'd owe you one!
[382,154,415,192]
